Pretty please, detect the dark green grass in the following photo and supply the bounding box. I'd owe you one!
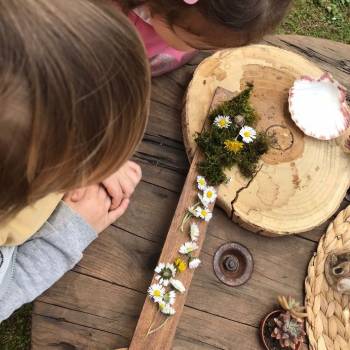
[280,0,350,44]
[0,304,32,350]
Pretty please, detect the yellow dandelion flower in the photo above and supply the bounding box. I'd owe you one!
[174,258,187,272]
[224,140,244,153]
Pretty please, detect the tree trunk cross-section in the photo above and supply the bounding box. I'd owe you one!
[183,45,350,236]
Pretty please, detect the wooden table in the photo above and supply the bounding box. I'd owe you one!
[31,35,350,350]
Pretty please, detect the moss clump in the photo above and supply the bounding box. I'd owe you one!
[195,85,269,185]
[0,304,32,350]
[208,84,257,125]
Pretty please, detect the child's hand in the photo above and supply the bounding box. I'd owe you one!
[102,161,142,210]
[69,161,142,210]
[63,185,129,233]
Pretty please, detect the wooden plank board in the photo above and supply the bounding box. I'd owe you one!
[32,272,260,350]
[32,314,123,350]
[263,35,350,91]
[128,148,216,349]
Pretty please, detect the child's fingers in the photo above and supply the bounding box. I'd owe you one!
[125,163,142,190]
[96,185,112,209]
[128,161,142,180]
[121,175,142,198]
[129,169,142,186]
[102,177,123,209]
[108,198,130,222]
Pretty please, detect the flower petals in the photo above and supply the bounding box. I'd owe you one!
[214,115,231,129]
[179,241,199,255]
[195,206,213,222]
[148,283,165,303]
[196,176,207,190]
[190,223,200,241]
[189,258,201,269]
[239,126,256,143]
[170,279,186,293]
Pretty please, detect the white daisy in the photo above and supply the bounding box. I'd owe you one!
[195,206,213,222]
[179,241,199,255]
[190,223,200,241]
[214,115,231,129]
[198,186,217,206]
[189,258,201,269]
[148,283,165,303]
[239,126,256,143]
[154,263,176,286]
[163,291,176,305]
[196,176,207,191]
[170,279,186,293]
[159,302,176,316]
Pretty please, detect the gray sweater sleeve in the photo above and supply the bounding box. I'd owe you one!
[0,201,97,322]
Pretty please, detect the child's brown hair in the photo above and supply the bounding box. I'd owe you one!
[121,0,292,47]
[0,0,150,221]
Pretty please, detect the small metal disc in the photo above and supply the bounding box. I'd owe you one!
[213,242,254,287]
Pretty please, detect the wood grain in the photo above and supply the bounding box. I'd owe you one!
[32,271,260,350]
[183,44,350,236]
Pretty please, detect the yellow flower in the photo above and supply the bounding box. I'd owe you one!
[174,258,187,272]
[224,140,244,153]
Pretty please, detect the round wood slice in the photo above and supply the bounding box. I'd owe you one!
[183,45,350,236]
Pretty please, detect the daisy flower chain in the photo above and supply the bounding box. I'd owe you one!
[147,176,213,322]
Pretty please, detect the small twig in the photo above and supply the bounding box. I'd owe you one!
[146,318,156,337]
[180,212,191,232]
[147,317,170,336]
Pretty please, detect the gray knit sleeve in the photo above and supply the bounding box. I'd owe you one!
[0,201,97,322]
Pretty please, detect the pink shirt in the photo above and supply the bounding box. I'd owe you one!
[128,9,197,76]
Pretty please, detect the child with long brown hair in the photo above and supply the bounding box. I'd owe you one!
[0,0,150,321]
[118,0,292,76]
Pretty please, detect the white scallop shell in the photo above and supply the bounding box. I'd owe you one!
[289,73,350,140]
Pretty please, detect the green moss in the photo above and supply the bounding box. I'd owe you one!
[0,304,32,350]
[208,84,257,125]
[195,85,269,185]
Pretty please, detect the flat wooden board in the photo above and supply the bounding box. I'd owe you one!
[183,45,350,236]
[129,147,216,349]
[31,36,350,350]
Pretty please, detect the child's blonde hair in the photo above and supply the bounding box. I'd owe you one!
[0,0,150,221]
[121,0,292,47]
